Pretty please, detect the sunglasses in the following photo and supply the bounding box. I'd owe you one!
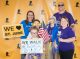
[58,4,64,7]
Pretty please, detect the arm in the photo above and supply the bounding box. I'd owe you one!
[59,37,76,43]
[52,26,58,42]
[68,13,75,27]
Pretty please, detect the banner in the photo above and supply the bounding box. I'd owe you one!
[21,38,43,54]
[2,24,24,38]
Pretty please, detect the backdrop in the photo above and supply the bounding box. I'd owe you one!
[0,0,80,59]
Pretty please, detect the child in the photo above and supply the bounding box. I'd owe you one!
[25,26,42,59]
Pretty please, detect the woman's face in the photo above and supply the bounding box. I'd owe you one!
[27,12,34,22]
[61,18,68,27]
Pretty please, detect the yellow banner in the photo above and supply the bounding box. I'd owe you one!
[2,24,24,38]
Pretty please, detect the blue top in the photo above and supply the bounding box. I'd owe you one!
[54,11,75,26]
[59,26,75,51]
[47,24,59,44]
[20,20,32,39]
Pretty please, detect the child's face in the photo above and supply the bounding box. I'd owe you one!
[33,21,40,28]
[30,29,38,38]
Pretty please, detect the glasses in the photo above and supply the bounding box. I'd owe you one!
[58,4,64,7]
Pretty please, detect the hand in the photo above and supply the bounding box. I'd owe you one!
[59,38,64,42]
[52,42,58,48]
[54,43,58,48]
[43,45,45,52]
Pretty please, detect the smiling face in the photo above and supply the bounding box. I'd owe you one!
[27,12,34,22]
[61,18,69,28]
[30,29,38,38]
[33,20,41,28]
[58,2,65,12]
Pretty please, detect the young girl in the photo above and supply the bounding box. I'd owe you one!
[58,16,76,59]
[25,26,42,59]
